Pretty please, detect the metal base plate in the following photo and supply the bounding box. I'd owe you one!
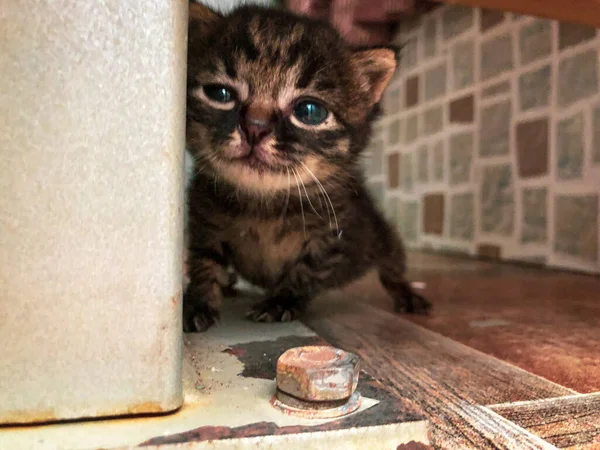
[0,293,429,449]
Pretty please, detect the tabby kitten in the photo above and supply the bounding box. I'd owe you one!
[184,2,430,332]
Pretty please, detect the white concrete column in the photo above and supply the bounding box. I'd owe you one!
[0,0,187,423]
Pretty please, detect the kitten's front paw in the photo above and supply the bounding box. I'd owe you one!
[245,298,304,323]
[183,289,221,332]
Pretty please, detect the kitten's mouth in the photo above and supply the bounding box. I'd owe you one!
[233,152,282,174]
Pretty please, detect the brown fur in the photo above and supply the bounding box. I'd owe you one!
[183,2,430,332]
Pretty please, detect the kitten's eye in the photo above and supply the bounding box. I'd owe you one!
[203,85,234,103]
[293,100,328,126]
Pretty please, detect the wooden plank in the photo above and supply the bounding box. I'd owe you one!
[490,393,600,449]
[435,0,600,28]
[303,296,574,448]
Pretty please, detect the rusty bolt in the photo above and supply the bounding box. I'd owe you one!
[276,346,360,402]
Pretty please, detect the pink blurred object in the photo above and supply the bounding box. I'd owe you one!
[286,0,417,46]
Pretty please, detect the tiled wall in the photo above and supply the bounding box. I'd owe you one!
[365,5,600,274]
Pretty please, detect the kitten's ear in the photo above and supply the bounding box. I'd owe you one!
[189,1,222,24]
[188,2,223,51]
[350,47,398,106]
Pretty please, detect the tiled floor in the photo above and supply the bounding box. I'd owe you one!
[344,252,600,393]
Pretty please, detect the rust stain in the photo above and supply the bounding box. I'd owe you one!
[0,408,57,425]
[87,401,191,426]
[271,391,361,419]
[397,442,434,450]
[141,416,428,447]
[276,346,359,402]
[222,347,247,358]
[171,290,182,307]
[2,401,191,430]
[122,402,168,415]
[95,401,174,420]
[91,402,173,420]
[136,336,424,446]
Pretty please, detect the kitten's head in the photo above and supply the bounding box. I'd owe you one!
[187,2,396,194]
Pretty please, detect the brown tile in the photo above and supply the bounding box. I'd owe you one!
[423,193,445,235]
[559,22,596,50]
[480,9,505,32]
[477,243,502,260]
[405,75,419,108]
[388,153,400,188]
[449,94,474,123]
[516,118,549,178]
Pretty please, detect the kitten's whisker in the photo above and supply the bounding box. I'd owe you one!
[300,163,339,235]
[309,177,332,229]
[281,167,291,219]
[313,181,332,229]
[193,153,218,177]
[303,166,324,211]
[296,164,331,228]
[294,168,323,219]
[292,169,307,239]
[315,189,325,211]
[320,188,333,230]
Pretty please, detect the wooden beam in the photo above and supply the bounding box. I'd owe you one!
[303,295,574,448]
[435,0,600,28]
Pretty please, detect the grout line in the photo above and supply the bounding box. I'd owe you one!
[546,19,559,267]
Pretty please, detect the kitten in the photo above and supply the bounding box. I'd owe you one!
[184,1,431,332]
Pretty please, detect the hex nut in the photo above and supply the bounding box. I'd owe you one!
[276,346,360,402]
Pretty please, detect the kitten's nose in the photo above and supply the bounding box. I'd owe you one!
[240,103,274,145]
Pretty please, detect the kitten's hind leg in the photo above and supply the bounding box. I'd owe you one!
[378,250,431,314]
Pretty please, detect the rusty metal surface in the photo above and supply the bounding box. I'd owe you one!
[140,372,424,447]
[138,426,430,450]
[0,297,428,449]
[272,390,362,419]
[276,346,360,401]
